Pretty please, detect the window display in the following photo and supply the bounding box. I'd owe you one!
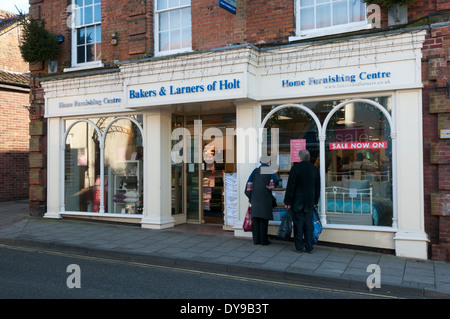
[262,96,393,227]
[64,115,144,214]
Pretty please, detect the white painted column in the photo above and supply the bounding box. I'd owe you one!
[44,117,62,219]
[141,109,175,229]
[233,101,260,237]
[393,90,429,259]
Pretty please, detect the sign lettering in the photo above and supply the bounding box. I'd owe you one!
[329,141,388,150]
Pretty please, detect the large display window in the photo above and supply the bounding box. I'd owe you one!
[262,96,393,227]
[324,98,393,226]
[64,115,144,214]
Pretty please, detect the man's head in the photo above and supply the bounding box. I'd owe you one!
[298,149,310,162]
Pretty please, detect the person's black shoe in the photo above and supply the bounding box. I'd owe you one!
[293,248,304,253]
[306,249,315,254]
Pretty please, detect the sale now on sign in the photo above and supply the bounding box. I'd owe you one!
[329,141,388,150]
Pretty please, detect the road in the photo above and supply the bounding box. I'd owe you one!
[0,243,411,303]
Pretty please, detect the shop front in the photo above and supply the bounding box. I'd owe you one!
[43,29,429,259]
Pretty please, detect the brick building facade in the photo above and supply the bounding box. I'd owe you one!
[0,11,30,202]
[28,0,449,260]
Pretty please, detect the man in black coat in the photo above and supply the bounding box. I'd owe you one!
[284,149,320,253]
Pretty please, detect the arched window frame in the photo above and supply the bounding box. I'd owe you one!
[259,98,397,229]
[62,116,144,214]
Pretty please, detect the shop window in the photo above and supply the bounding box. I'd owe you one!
[104,117,144,214]
[64,116,143,214]
[64,119,100,212]
[261,97,393,228]
[325,98,393,227]
[261,106,320,213]
[155,0,192,56]
[71,0,102,68]
[291,0,371,41]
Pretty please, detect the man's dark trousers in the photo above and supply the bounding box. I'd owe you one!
[292,209,313,252]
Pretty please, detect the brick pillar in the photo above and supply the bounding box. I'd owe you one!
[29,63,47,216]
[422,21,450,261]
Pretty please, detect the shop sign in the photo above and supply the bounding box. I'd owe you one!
[126,77,244,107]
[128,78,241,100]
[218,0,236,14]
[58,97,122,108]
[46,93,124,117]
[281,71,392,89]
[329,141,388,150]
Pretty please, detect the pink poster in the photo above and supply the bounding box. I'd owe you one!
[290,139,306,162]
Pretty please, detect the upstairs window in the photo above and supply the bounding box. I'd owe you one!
[291,0,371,41]
[71,0,102,67]
[155,0,192,56]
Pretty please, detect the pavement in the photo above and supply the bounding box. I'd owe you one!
[0,200,449,299]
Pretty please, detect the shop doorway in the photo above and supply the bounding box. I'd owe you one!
[171,113,236,225]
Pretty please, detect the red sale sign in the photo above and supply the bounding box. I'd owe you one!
[329,141,388,150]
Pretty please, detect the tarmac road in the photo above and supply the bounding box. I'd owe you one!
[1,199,449,299]
[0,243,407,300]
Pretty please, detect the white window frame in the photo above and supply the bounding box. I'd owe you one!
[290,0,373,42]
[67,0,104,71]
[154,0,192,57]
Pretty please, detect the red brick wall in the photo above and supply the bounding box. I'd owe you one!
[0,89,30,201]
[29,0,296,68]
[422,20,450,261]
[0,23,29,73]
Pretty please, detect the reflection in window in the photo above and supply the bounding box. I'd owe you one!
[156,0,191,55]
[104,117,143,214]
[325,99,393,226]
[64,116,144,214]
[261,96,393,227]
[73,0,102,65]
[262,107,319,164]
[64,120,100,212]
[297,0,366,32]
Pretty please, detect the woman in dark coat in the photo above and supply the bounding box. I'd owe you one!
[245,158,278,245]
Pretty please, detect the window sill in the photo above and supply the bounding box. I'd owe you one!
[154,48,193,58]
[64,62,105,73]
[289,23,374,42]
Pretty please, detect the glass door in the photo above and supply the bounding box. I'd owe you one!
[172,113,236,224]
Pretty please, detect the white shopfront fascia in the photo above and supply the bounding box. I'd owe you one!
[43,30,428,259]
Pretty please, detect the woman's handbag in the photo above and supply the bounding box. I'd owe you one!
[313,207,322,244]
[278,212,292,240]
[243,206,252,232]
